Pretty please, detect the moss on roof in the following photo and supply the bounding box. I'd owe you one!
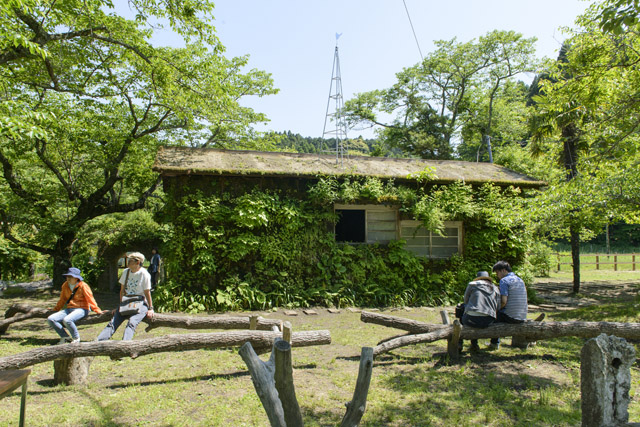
[153,147,545,187]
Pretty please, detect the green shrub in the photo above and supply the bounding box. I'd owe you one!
[528,241,554,277]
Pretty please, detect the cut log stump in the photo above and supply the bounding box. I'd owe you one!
[53,357,93,386]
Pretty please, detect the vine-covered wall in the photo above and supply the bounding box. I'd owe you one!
[155,175,536,312]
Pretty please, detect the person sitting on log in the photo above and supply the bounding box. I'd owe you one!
[97,252,154,341]
[489,260,528,349]
[458,271,500,352]
[48,267,103,344]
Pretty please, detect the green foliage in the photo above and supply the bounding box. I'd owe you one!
[0,0,277,284]
[344,30,538,160]
[156,179,536,312]
[0,235,43,281]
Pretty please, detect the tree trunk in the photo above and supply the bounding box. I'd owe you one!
[52,232,75,287]
[0,330,332,370]
[373,321,640,357]
[562,123,581,294]
[571,223,581,294]
[1,304,283,335]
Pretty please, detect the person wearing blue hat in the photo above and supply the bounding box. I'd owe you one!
[48,267,103,344]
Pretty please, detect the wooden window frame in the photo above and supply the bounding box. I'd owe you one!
[334,204,398,244]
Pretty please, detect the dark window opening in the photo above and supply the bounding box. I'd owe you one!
[335,209,365,242]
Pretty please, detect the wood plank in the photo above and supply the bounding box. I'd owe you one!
[0,369,30,399]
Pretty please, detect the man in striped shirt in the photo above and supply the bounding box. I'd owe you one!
[489,260,528,348]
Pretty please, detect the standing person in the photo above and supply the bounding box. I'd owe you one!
[459,271,500,351]
[149,247,161,291]
[97,252,154,341]
[48,267,103,344]
[489,260,528,349]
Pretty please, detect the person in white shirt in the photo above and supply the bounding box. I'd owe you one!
[97,252,154,341]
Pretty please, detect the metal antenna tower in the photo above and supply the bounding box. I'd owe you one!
[322,33,348,165]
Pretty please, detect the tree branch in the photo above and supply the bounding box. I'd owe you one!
[0,148,39,204]
[34,138,80,201]
[0,210,54,255]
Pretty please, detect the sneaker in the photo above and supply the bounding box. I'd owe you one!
[58,337,71,344]
[70,337,81,344]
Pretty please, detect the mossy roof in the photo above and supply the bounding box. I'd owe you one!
[153,147,545,188]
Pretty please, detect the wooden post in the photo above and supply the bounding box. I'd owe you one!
[557,252,561,272]
[448,320,461,361]
[250,315,259,330]
[273,339,304,427]
[282,321,292,344]
[238,342,286,427]
[633,254,636,271]
[614,255,618,271]
[596,255,600,270]
[440,309,451,325]
[341,347,374,427]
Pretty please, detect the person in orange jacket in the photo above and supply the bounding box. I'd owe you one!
[47,267,103,344]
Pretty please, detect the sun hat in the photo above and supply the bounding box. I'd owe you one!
[474,271,494,283]
[127,252,145,264]
[63,267,83,281]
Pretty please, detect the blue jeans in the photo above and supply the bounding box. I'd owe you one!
[48,308,88,340]
[97,303,148,341]
[461,313,495,348]
[490,311,525,345]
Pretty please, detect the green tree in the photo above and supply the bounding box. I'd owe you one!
[530,1,640,292]
[458,80,531,162]
[0,0,277,285]
[344,30,538,160]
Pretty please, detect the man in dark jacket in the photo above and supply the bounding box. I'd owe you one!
[460,271,500,351]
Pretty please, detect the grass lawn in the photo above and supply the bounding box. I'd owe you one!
[0,276,639,426]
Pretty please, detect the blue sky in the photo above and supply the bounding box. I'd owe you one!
[157,1,592,139]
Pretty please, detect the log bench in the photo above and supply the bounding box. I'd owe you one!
[361,310,640,360]
[0,303,331,385]
[1,303,283,335]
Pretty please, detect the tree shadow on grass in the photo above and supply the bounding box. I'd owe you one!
[552,298,640,322]
[106,370,251,389]
[299,406,343,426]
[1,335,57,346]
[76,388,127,427]
[363,365,580,426]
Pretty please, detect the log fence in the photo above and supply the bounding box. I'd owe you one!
[553,253,638,272]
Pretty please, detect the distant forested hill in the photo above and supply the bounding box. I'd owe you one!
[269,131,386,156]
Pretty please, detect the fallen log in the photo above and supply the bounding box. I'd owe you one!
[374,329,452,357]
[372,321,640,356]
[0,304,282,335]
[361,310,448,334]
[0,330,331,371]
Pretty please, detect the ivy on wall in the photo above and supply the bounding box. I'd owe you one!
[155,176,537,312]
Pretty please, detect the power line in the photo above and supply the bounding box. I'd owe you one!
[402,0,424,63]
